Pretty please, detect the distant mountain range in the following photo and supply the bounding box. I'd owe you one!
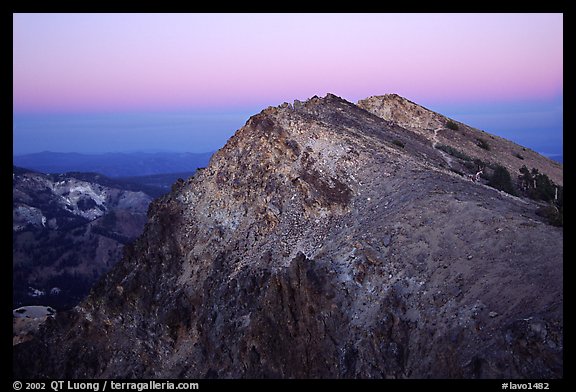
[13,151,214,177]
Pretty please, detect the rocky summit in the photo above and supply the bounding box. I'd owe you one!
[13,94,563,379]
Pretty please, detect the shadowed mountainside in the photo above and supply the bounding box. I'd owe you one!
[13,167,154,312]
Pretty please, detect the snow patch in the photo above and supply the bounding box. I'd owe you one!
[13,305,56,319]
[13,205,47,231]
[28,287,45,297]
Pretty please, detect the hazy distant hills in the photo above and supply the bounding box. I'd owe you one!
[13,151,214,178]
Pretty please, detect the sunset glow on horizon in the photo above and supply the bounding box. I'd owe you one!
[13,13,563,112]
[13,13,563,156]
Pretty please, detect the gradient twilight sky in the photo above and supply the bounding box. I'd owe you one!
[13,13,563,156]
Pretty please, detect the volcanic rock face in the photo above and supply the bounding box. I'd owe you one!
[13,94,563,379]
[358,94,563,186]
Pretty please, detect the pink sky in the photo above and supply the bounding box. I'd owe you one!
[13,13,563,113]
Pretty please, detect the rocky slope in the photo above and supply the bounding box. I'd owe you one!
[13,167,154,311]
[13,94,562,379]
[358,94,563,186]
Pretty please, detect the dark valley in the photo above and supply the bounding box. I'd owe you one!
[12,167,156,312]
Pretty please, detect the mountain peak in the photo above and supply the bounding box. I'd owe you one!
[358,93,448,132]
[357,94,562,186]
[14,93,563,379]
[273,93,353,112]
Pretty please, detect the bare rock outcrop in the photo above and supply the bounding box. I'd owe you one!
[13,94,562,379]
